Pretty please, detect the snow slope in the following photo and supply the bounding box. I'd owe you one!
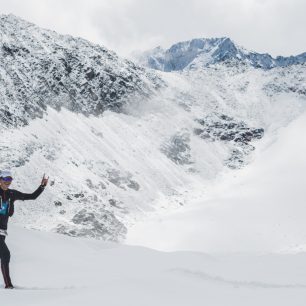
[1,14,306,244]
[2,225,306,306]
[1,60,305,243]
[127,110,306,253]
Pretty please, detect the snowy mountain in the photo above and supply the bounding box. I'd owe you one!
[1,15,306,244]
[0,14,162,127]
[137,37,306,71]
[2,14,306,306]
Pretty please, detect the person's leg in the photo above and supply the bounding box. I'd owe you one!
[0,235,13,288]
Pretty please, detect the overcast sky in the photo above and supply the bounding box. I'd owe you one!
[0,0,305,58]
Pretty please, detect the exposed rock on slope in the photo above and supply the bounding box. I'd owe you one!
[0,14,163,127]
[194,113,264,169]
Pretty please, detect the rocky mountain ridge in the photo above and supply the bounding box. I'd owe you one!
[137,37,306,71]
[0,14,163,128]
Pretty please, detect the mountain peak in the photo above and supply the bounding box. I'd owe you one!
[138,37,306,71]
[138,37,242,71]
[0,13,31,26]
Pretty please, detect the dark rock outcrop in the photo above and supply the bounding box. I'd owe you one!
[194,113,264,169]
[57,208,127,241]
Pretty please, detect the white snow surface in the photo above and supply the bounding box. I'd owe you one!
[2,225,306,306]
[127,110,306,253]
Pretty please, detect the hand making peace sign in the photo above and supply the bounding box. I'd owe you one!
[41,174,49,187]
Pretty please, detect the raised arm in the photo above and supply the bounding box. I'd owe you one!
[13,185,45,201]
[13,174,49,201]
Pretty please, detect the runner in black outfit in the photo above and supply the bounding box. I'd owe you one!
[0,170,48,289]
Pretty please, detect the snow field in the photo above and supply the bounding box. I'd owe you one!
[2,225,306,306]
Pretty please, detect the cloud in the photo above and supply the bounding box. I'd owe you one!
[0,0,305,57]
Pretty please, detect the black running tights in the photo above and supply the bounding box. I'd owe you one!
[0,235,12,287]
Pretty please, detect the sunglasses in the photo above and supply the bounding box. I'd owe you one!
[1,177,13,182]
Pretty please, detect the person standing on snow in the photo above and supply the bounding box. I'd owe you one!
[0,170,48,289]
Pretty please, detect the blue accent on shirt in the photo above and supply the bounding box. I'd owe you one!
[0,201,9,215]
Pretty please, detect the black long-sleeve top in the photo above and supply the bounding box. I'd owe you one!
[0,185,45,230]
